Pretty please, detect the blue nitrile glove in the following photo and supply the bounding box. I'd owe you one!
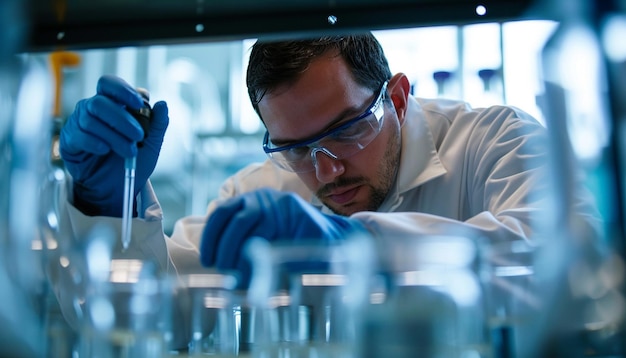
[60,75,169,217]
[199,188,367,289]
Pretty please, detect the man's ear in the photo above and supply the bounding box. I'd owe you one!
[387,73,411,126]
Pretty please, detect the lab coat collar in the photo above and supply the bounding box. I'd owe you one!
[395,96,447,195]
[311,96,446,212]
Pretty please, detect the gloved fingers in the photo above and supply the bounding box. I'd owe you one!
[200,196,246,267]
[69,113,135,160]
[60,100,110,157]
[201,190,273,270]
[87,95,144,142]
[149,101,169,134]
[276,191,328,239]
[60,124,109,158]
[214,190,284,270]
[96,75,144,110]
[80,95,145,158]
[281,192,366,240]
[141,100,169,153]
[214,206,267,270]
[130,101,169,195]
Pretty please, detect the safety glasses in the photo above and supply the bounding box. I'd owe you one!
[263,81,388,173]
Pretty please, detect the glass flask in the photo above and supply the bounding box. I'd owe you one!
[245,234,374,358]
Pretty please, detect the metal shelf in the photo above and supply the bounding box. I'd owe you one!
[26,0,540,52]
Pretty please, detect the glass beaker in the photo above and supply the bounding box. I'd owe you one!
[358,235,486,358]
[479,240,538,358]
[79,259,173,358]
[245,234,374,358]
[176,271,241,357]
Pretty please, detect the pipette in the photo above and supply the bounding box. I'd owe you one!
[121,88,152,251]
[121,156,136,251]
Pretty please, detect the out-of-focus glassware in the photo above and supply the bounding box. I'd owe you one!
[176,271,240,357]
[480,240,539,358]
[358,235,485,358]
[77,228,173,358]
[79,260,173,357]
[528,0,626,355]
[602,7,626,355]
[245,235,374,358]
[1,13,54,352]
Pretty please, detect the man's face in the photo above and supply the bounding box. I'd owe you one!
[258,53,402,216]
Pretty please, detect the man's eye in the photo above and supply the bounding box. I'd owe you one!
[331,120,368,140]
[335,127,360,138]
[284,146,310,159]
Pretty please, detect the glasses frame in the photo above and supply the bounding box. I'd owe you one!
[262,81,389,172]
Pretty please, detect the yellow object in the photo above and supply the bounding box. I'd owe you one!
[49,51,81,118]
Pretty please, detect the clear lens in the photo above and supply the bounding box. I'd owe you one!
[269,110,383,173]
[264,81,388,173]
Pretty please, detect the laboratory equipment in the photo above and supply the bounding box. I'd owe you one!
[245,235,373,358]
[121,157,135,251]
[480,240,538,358]
[1,0,54,348]
[526,0,626,355]
[121,89,152,251]
[433,70,454,97]
[79,254,173,358]
[359,235,486,358]
[1,55,52,358]
[477,69,499,92]
[176,272,239,356]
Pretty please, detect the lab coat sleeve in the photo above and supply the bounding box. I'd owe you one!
[166,160,309,274]
[462,106,602,242]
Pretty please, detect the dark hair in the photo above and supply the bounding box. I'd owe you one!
[246,33,392,117]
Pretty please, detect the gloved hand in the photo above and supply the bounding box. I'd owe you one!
[199,188,367,289]
[60,75,169,217]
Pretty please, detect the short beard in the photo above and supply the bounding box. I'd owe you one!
[318,125,401,216]
[370,125,401,211]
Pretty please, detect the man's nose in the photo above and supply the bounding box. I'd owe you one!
[312,148,345,183]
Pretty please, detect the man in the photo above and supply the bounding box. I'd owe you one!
[58,33,599,316]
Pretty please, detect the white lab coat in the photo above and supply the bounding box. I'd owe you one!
[162,95,600,272]
[53,95,601,346]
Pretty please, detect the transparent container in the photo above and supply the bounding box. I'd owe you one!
[176,271,241,357]
[78,258,173,358]
[358,235,486,358]
[479,240,538,358]
[245,235,374,358]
